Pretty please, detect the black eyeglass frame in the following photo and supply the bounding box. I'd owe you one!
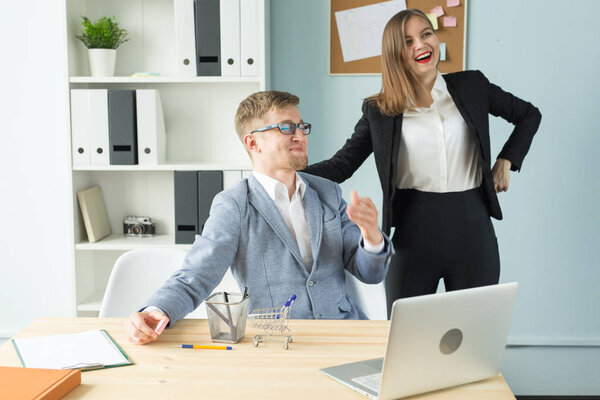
[249,122,311,136]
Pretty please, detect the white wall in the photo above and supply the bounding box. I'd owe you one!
[0,1,75,336]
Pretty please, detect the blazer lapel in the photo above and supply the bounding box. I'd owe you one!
[390,115,402,195]
[247,176,305,267]
[302,183,322,273]
[443,75,485,155]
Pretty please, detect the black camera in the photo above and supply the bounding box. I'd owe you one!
[123,216,156,237]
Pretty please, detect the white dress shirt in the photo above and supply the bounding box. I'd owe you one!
[253,171,314,270]
[397,71,482,192]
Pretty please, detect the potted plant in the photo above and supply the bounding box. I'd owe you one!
[76,16,129,77]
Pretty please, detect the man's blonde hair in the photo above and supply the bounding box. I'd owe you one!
[234,90,300,142]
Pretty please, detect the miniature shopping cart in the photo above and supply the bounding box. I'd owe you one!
[248,294,296,349]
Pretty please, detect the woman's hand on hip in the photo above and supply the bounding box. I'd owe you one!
[346,190,383,246]
[492,158,512,192]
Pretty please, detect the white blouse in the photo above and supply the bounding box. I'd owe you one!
[397,71,481,192]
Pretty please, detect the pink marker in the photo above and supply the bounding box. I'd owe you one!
[154,318,168,335]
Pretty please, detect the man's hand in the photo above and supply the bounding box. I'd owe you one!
[346,190,383,247]
[125,310,169,345]
[492,158,512,193]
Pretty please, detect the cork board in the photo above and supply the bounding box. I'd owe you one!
[330,0,467,74]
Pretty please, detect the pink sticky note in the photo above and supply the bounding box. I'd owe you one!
[447,0,460,7]
[443,16,457,27]
[430,6,445,17]
[154,318,168,335]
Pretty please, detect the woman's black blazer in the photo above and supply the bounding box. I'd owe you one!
[304,70,542,235]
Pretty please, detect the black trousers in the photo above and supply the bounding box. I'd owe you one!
[384,188,500,318]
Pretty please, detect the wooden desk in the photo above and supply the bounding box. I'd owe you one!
[0,318,515,400]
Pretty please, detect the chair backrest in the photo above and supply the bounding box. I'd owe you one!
[344,271,388,320]
[99,248,238,318]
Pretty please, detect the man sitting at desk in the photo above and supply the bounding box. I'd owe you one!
[126,90,393,345]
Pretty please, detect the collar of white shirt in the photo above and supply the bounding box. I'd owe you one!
[408,71,450,113]
[431,70,449,103]
[252,171,306,202]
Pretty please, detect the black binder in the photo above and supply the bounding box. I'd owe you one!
[174,171,199,244]
[108,90,138,165]
[194,0,221,76]
[197,171,223,234]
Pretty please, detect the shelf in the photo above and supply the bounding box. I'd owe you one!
[77,291,104,312]
[73,162,253,172]
[75,234,192,251]
[69,76,262,84]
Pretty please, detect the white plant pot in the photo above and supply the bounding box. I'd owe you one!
[88,48,117,77]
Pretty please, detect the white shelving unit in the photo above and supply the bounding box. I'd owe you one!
[70,76,262,83]
[73,162,252,171]
[65,0,269,315]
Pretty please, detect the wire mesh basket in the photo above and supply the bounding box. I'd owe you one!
[248,295,296,349]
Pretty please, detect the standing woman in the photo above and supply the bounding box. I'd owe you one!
[304,9,541,315]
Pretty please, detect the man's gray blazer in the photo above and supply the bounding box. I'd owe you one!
[144,172,393,324]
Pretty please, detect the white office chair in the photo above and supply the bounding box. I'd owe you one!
[344,271,388,320]
[99,248,238,318]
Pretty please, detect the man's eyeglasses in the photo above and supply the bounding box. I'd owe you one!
[250,122,311,136]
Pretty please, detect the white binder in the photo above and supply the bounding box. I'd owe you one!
[136,89,166,166]
[220,0,240,77]
[240,0,260,76]
[174,0,198,77]
[89,89,110,166]
[70,90,91,165]
[223,170,243,189]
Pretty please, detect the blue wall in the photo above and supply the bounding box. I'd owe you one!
[271,0,600,395]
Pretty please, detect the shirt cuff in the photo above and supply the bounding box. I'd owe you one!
[362,236,385,254]
[143,306,166,315]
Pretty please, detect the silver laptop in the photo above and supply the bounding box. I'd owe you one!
[320,282,518,400]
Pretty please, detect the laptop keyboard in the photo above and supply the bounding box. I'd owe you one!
[351,372,381,392]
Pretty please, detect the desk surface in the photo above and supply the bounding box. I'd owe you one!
[0,318,515,400]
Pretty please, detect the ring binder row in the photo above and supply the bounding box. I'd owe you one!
[174,170,224,244]
[70,89,166,166]
[175,0,260,77]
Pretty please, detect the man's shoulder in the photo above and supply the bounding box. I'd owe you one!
[297,172,341,205]
[214,178,250,207]
[298,171,339,191]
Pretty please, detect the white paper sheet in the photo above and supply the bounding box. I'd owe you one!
[12,330,131,370]
[335,0,407,63]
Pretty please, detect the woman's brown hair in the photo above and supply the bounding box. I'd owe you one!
[366,9,435,116]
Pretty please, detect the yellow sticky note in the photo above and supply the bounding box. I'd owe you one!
[426,13,439,30]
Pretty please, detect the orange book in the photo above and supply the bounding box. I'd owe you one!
[0,366,81,400]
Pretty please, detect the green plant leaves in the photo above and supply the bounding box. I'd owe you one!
[76,16,129,49]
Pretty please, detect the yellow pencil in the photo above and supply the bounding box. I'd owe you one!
[177,344,232,350]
